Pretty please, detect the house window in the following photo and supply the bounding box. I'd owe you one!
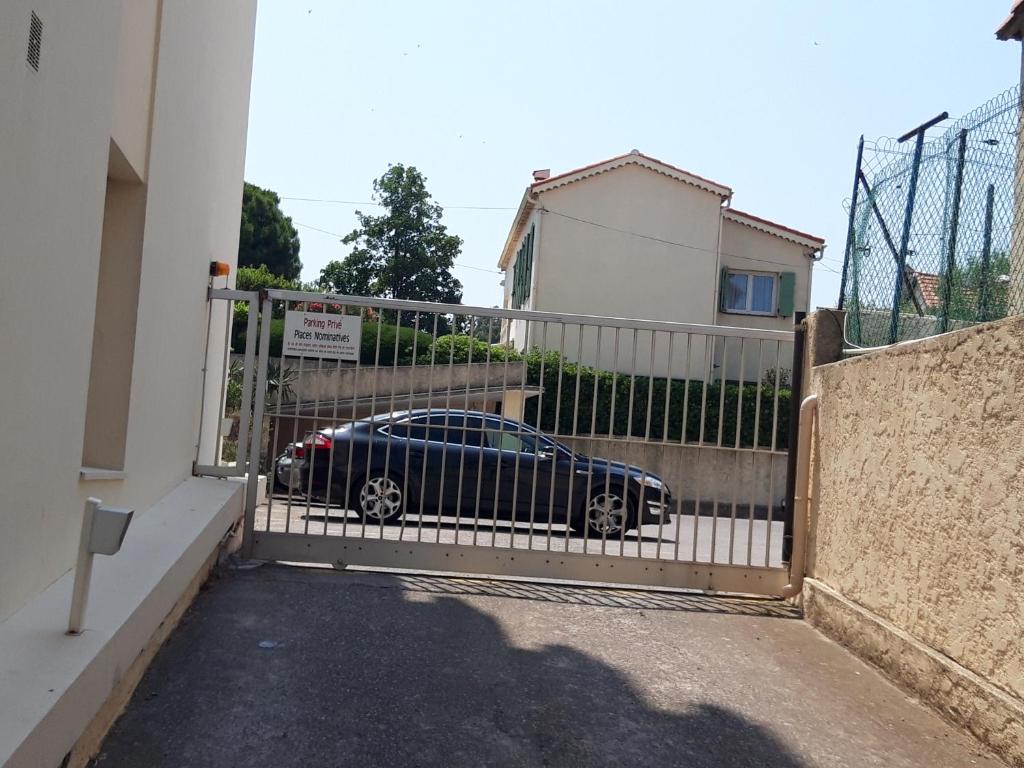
[720,269,797,316]
[511,224,535,309]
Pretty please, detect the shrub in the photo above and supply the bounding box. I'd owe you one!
[420,335,522,365]
[520,351,790,450]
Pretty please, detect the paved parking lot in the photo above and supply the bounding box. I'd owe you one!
[95,564,1004,768]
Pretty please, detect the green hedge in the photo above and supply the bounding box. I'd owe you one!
[419,334,523,365]
[424,337,790,450]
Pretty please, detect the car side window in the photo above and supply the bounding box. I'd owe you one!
[385,418,428,441]
[424,413,483,447]
[483,419,537,454]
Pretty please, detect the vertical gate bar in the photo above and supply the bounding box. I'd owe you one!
[506,318,526,551]
[673,333,690,563]
[584,325,604,552]
[709,337,727,563]
[302,317,327,536]
[452,314,474,544]
[378,310,405,542]
[655,331,674,560]
[545,323,568,552]
[472,317,496,546]
[415,313,441,543]
[436,313,458,545]
[321,306,353,536]
[765,456,776,567]
[692,334,712,562]
[283,300,310,534]
[838,135,865,310]
[889,129,928,345]
[215,298,233,462]
[618,328,639,557]
[940,129,969,333]
[976,184,996,321]
[782,313,807,563]
[637,330,657,558]
[242,293,274,559]
[747,340,765,565]
[359,311,386,540]
[526,321,549,550]
[770,341,783,453]
[598,327,621,556]
[566,325,586,553]
[396,312,423,543]
[728,339,746,564]
[492,325,513,549]
[233,298,260,470]
[340,307,368,541]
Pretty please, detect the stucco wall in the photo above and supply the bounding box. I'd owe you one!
[807,316,1024,701]
[0,1,256,622]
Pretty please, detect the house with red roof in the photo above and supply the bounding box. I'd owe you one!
[496,151,824,374]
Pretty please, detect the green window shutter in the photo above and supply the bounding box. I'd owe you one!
[778,271,796,316]
[719,267,730,311]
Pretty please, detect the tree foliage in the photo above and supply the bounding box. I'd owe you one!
[318,165,463,307]
[239,182,302,280]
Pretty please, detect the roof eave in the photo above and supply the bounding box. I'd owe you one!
[997,1,1024,39]
[530,153,732,200]
[497,189,535,270]
[723,209,825,254]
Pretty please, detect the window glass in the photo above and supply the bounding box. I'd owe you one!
[483,419,537,454]
[423,413,483,446]
[385,418,428,440]
[751,275,775,313]
[726,273,748,311]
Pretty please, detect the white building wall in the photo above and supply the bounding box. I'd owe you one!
[0,0,256,622]
[529,164,723,379]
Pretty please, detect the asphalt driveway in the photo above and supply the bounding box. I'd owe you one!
[94,564,1003,768]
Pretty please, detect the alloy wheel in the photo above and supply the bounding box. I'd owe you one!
[586,492,628,535]
[359,476,402,521]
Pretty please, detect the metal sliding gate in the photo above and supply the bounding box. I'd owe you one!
[203,288,800,596]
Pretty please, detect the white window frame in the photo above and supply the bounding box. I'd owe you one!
[723,270,778,316]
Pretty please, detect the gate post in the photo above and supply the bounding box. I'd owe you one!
[242,291,273,559]
[782,312,807,563]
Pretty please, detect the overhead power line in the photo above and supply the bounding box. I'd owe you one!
[283,196,515,211]
[292,221,501,274]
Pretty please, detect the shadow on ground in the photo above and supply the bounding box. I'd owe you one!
[94,567,805,768]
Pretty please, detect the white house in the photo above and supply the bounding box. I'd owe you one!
[0,2,256,765]
[497,151,825,378]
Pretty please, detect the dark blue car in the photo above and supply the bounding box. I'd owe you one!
[292,409,672,536]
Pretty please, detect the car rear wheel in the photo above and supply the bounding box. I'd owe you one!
[581,489,635,537]
[356,473,404,523]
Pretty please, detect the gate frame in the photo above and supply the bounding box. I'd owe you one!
[226,288,804,596]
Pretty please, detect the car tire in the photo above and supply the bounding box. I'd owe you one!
[352,471,405,523]
[576,485,636,537]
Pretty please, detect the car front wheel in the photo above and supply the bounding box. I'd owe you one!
[356,473,404,523]
[581,488,635,537]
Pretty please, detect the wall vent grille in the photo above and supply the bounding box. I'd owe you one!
[27,11,42,71]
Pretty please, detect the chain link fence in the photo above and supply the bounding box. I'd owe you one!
[839,86,1024,346]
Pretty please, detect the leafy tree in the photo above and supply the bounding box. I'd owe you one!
[318,164,463,310]
[236,264,299,292]
[239,182,301,280]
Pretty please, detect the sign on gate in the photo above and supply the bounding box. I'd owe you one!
[283,310,361,360]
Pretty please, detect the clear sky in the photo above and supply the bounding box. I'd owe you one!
[244,0,1019,312]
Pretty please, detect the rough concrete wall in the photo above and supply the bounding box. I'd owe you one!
[808,316,1024,701]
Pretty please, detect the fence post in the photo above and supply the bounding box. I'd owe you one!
[977,184,996,321]
[838,136,865,311]
[939,129,969,333]
[889,113,948,343]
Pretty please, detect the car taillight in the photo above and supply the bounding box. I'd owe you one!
[297,433,331,459]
